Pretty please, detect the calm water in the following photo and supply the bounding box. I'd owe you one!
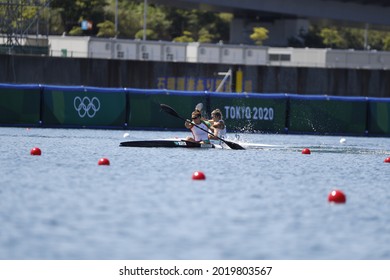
[1,127,390,260]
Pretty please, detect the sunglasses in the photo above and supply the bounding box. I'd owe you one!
[191,116,200,120]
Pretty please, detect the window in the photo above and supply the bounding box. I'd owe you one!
[269,54,291,61]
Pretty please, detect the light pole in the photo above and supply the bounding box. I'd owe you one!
[364,23,369,50]
[143,0,147,40]
[115,0,118,37]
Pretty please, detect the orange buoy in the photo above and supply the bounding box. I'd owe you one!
[98,158,110,166]
[302,148,311,154]
[192,171,206,180]
[30,147,42,156]
[328,190,346,204]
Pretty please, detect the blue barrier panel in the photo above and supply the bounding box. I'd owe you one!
[368,98,390,135]
[3,81,389,137]
[208,92,288,132]
[288,94,367,135]
[0,83,41,126]
[127,89,208,129]
[42,85,126,128]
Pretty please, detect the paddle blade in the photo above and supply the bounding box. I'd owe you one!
[160,104,180,118]
[224,140,245,150]
[195,103,203,111]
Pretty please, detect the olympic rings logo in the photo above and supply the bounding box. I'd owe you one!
[74,96,101,118]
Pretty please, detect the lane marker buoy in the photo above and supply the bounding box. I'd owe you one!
[192,171,206,180]
[302,148,311,154]
[98,158,110,165]
[30,147,42,156]
[328,189,346,204]
[384,157,390,163]
[340,138,346,144]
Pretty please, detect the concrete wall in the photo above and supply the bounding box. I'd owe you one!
[0,54,389,97]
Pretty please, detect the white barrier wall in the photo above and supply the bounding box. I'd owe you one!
[44,35,390,70]
[197,44,221,63]
[113,39,138,60]
[291,48,327,67]
[162,43,187,62]
[326,50,390,69]
[138,42,163,61]
[89,38,112,59]
[244,46,268,65]
[48,36,90,57]
[221,45,244,64]
[268,47,292,66]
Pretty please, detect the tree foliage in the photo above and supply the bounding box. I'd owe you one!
[2,0,390,50]
[250,27,269,46]
[21,0,231,42]
[320,27,345,48]
[97,20,116,37]
[51,0,107,35]
[172,31,194,43]
[295,24,390,50]
[383,35,390,51]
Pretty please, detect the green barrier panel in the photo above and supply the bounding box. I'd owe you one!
[288,95,367,135]
[42,86,126,128]
[208,92,288,132]
[368,99,390,135]
[0,84,41,125]
[127,89,207,129]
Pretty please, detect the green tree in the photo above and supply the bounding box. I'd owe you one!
[69,26,83,36]
[341,28,363,49]
[173,31,194,42]
[320,27,345,48]
[383,35,390,51]
[0,0,50,36]
[97,20,116,37]
[198,28,214,43]
[250,27,269,46]
[166,8,231,42]
[51,0,107,35]
[108,0,171,39]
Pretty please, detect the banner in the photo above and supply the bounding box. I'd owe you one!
[367,98,390,135]
[288,95,367,135]
[127,89,207,129]
[208,93,288,133]
[42,86,126,128]
[0,84,41,125]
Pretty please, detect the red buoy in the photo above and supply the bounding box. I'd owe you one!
[30,147,42,156]
[328,190,346,204]
[98,158,110,166]
[192,171,206,180]
[384,157,390,163]
[302,148,311,154]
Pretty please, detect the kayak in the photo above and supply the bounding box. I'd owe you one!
[119,139,224,149]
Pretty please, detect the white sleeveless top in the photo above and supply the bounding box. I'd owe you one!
[214,120,227,139]
[191,122,210,141]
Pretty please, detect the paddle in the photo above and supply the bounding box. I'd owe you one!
[160,104,245,150]
[195,103,203,111]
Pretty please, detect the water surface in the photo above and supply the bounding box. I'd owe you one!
[1,127,390,259]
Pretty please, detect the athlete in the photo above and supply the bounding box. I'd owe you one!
[208,109,226,140]
[184,110,211,143]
